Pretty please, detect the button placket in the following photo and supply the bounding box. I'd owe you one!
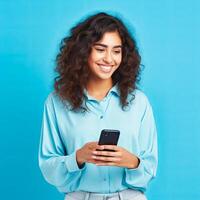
[99,101,105,119]
[99,95,112,119]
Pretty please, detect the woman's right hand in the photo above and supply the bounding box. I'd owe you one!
[76,142,104,167]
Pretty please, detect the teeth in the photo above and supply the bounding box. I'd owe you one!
[98,64,112,73]
[100,65,112,69]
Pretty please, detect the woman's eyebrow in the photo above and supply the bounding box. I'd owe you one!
[94,43,122,48]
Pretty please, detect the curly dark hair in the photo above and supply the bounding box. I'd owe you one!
[54,12,142,112]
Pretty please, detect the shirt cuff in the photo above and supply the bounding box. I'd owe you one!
[125,157,144,177]
[64,151,85,172]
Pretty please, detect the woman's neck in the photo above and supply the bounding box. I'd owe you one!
[86,78,113,100]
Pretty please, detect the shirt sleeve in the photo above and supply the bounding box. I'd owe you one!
[38,95,85,190]
[124,98,158,192]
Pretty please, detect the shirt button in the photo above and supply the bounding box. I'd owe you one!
[100,115,103,119]
[103,178,106,181]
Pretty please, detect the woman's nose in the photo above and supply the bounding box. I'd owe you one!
[103,51,113,64]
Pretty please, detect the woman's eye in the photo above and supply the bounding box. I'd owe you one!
[95,48,105,52]
[113,50,121,54]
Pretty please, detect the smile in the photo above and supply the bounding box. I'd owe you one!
[97,64,113,73]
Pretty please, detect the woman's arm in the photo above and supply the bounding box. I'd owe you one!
[124,100,158,192]
[38,95,85,190]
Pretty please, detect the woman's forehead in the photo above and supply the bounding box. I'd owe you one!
[94,32,122,47]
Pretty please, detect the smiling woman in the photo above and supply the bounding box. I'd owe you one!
[38,12,158,200]
[89,31,122,75]
[87,31,122,100]
[53,12,141,111]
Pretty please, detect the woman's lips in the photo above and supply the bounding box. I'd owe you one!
[97,64,113,73]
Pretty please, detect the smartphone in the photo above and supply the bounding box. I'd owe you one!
[98,129,120,151]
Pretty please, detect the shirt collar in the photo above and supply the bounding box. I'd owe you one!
[109,83,120,97]
[84,83,120,101]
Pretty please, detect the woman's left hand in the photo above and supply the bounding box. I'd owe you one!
[92,145,140,169]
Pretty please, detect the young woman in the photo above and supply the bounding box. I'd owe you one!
[39,12,158,200]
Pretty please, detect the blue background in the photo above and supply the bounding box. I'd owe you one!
[1,0,200,199]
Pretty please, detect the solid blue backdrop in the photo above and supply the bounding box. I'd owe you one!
[0,0,200,199]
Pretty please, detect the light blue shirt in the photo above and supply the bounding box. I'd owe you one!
[38,85,158,194]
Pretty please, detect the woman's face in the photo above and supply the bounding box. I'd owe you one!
[88,31,122,81]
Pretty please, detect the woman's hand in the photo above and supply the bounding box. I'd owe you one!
[91,145,140,169]
[76,142,104,167]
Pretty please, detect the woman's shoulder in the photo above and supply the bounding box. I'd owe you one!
[44,91,67,108]
[45,91,58,103]
[133,89,149,102]
[131,89,152,108]
[127,89,154,118]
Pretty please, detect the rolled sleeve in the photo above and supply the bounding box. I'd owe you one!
[65,151,85,172]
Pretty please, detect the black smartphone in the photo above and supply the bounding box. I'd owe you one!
[98,129,120,151]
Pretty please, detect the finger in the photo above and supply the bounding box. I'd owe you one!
[92,150,119,157]
[95,145,105,151]
[88,142,100,149]
[100,145,119,151]
[92,155,120,162]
